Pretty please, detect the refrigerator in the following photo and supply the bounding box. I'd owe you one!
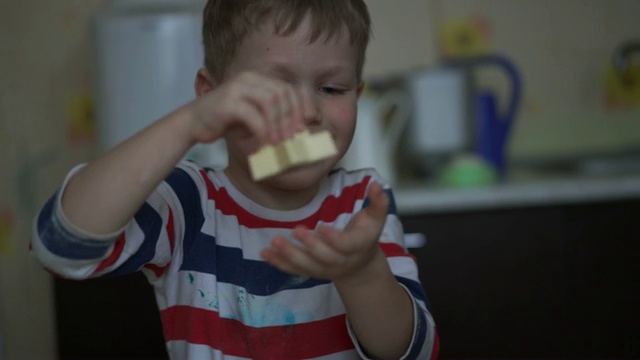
[92,0,227,168]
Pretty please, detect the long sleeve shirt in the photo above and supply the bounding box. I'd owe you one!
[32,161,438,359]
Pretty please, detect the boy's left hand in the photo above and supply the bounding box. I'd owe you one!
[260,182,390,282]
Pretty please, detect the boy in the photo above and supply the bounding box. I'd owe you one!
[32,1,438,359]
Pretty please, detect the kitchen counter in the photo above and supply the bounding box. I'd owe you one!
[398,174,640,358]
[395,167,640,215]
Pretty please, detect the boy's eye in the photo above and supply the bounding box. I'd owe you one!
[320,87,345,95]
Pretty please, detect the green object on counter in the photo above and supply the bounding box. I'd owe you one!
[438,155,498,187]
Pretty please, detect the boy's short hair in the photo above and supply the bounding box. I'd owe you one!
[202,0,372,82]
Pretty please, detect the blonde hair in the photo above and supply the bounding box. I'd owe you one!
[202,0,372,82]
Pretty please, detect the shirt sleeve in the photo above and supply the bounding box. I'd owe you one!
[347,171,439,360]
[31,161,206,281]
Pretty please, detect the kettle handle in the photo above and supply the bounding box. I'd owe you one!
[486,55,521,130]
[376,90,412,146]
[444,54,522,129]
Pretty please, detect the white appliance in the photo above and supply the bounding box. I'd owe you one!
[92,0,227,168]
[403,67,471,173]
[340,90,411,185]
[405,68,470,154]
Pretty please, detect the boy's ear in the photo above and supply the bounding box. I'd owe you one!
[356,82,365,98]
[195,68,217,97]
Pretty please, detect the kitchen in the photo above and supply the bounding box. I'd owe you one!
[1,0,639,359]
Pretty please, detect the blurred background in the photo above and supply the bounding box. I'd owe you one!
[0,0,639,359]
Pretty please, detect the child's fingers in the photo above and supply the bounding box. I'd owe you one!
[364,182,390,221]
[224,73,282,143]
[261,236,324,277]
[243,84,283,143]
[229,72,305,144]
[231,101,272,143]
[287,86,305,132]
[346,182,389,231]
[313,223,355,253]
[264,86,291,142]
[273,83,305,141]
[294,226,347,266]
[250,79,299,143]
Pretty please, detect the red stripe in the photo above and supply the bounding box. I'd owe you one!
[93,233,125,274]
[200,169,217,199]
[167,208,176,252]
[144,209,176,277]
[199,170,371,229]
[431,327,440,360]
[43,267,66,278]
[161,305,354,358]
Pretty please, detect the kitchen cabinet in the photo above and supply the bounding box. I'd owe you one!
[53,198,640,359]
[54,274,168,359]
[403,198,640,358]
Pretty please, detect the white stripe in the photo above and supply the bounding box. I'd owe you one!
[205,210,355,261]
[93,220,145,274]
[30,230,103,279]
[413,311,436,360]
[168,339,362,360]
[200,210,399,265]
[387,257,420,281]
[159,270,345,328]
[168,340,362,360]
[379,214,405,246]
[167,340,250,360]
[308,349,361,359]
[205,167,376,223]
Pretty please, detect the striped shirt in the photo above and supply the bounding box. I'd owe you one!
[32,161,438,359]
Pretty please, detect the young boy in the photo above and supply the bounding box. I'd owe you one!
[32,1,438,359]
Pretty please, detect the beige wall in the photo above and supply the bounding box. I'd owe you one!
[0,1,103,359]
[437,0,640,158]
[0,1,638,359]
[364,0,640,159]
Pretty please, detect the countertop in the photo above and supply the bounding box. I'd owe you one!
[394,159,640,215]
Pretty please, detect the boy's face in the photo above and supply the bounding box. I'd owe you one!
[223,14,362,193]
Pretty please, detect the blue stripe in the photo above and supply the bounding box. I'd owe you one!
[37,192,112,260]
[164,167,205,257]
[396,276,432,313]
[396,275,434,358]
[106,202,163,276]
[361,189,398,215]
[406,305,429,360]
[180,234,330,296]
[107,166,204,276]
[171,167,329,295]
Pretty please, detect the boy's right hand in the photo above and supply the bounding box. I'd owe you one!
[60,72,306,236]
[189,71,306,147]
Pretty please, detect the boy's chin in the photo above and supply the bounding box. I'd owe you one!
[262,160,335,190]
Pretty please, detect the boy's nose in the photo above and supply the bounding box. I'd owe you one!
[299,89,321,126]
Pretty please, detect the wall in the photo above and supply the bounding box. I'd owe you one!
[0,1,102,358]
[0,1,638,359]
[446,0,640,159]
[364,0,640,160]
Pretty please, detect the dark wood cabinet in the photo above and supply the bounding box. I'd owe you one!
[54,199,640,359]
[54,274,168,359]
[403,199,640,358]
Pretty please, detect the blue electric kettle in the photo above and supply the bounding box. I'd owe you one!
[446,54,522,177]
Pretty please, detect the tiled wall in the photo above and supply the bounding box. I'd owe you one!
[0,0,638,358]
